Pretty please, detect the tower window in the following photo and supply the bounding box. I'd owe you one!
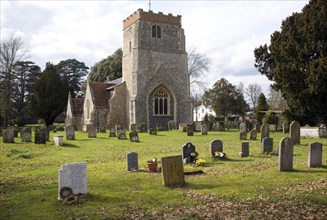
[152,25,161,38]
[153,87,170,115]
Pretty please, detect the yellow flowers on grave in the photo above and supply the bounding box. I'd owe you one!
[195,159,206,167]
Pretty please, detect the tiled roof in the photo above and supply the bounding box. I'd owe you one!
[89,82,115,106]
[71,98,84,115]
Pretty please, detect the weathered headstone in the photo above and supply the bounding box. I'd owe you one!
[186,126,193,136]
[239,122,247,132]
[65,125,75,140]
[9,127,18,138]
[201,123,208,135]
[35,130,46,144]
[283,122,289,133]
[250,129,257,140]
[262,137,273,153]
[129,130,139,142]
[194,121,202,132]
[278,137,293,171]
[87,125,96,138]
[58,162,87,199]
[182,142,196,160]
[260,123,270,142]
[115,124,123,132]
[179,123,188,132]
[3,129,14,143]
[139,123,147,133]
[126,152,138,171]
[239,142,249,157]
[290,120,300,145]
[308,142,322,168]
[319,124,327,138]
[54,135,64,146]
[217,122,225,131]
[117,129,127,139]
[109,128,116,137]
[161,155,185,187]
[156,123,163,131]
[210,140,223,157]
[149,128,157,135]
[168,120,176,131]
[255,123,260,133]
[21,127,32,142]
[130,123,137,131]
[40,127,49,141]
[239,131,247,140]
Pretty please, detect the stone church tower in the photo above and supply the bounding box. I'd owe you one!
[122,9,192,129]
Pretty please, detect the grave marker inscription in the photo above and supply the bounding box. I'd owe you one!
[126,152,138,171]
[210,140,223,157]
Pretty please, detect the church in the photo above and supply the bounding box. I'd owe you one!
[65,9,193,131]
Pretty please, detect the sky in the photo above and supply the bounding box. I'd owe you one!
[1,0,309,97]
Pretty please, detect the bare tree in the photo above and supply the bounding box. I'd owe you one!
[0,36,27,126]
[245,83,262,110]
[267,86,288,110]
[187,47,211,95]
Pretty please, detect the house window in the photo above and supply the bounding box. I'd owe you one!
[153,87,169,115]
[152,25,161,38]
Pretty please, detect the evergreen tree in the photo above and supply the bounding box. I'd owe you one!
[254,0,327,124]
[30,63,73,127]
[256,93,269,124]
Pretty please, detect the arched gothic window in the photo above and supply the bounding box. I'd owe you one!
[153,87,170,115]
[152,25,161,38]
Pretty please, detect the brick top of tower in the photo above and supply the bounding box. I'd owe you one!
[123,8,181,29]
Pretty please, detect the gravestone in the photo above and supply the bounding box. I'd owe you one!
[168,120,176,131]
[239,142,249,157]
[283,122,289,133]
[115,124,123,132]
[156,123,163,131]
[9,127,18,138]
[87,125,97,138]
[319,124,327,137]
[250,129,257,140]
[186,126,193,136]
[35,130,46,144]
[255,123,260,133]
[65,125,75,140]
[260,123,270,142]
[217,122,225,131]
[278,137,293,171]
[182,142,196,162]
[290,120,300,145]
[161,155,185,187]
[21,127,32,142]
[179,123,188,132]
[210,140,223,157]
[129,131,139,142]
[109,128,116,137]
[308,142,322,168]
[117,129,127,139]
[54,135,64,146]
[40,127,49,141]
[239,131,247,140]
[149,128,157,135]
[239,122,247,132]
[201,124,208,135]
[130,123,137,131]
[58,162,87,200]
[262,137,273,153]
[3,129,14,143]
[126,152,138,171]
[194,122,202,132]
[139,123,147,133]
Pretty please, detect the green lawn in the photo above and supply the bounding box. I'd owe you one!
[1,129,326,219]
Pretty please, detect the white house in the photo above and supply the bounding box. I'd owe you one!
[193,104,216,121]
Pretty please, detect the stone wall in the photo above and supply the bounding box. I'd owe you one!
[108,83,128,129]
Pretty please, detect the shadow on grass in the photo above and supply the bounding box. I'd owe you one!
[225,158,254,162]
[290,168,327,173]
[62,143,79,148]
[184,182,218,190]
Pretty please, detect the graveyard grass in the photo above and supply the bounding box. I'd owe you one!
[1,129,327,219]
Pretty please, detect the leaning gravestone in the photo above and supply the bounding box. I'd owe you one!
[260,123,270,142]
[129,131,139,142]
[283,122,289,133]
[186,126,193,136]
[290,121,300,145]
[109,128,116,137]
[250,129,257,140]
[201,124,208,135]
[3,129,14,143]
[117,129,127,139]
[35,130,47,144]
[239,142,249,157]
[139,123,147,132]
[262,137,273,154]
[65,125,75,140]
[308,142,322,168]
[168,120,176,131]
[21,127,32,142]
[126,152,138,171]
[87,125,96,138]
[182,142,196,163]
[58,162,87,200]
[278,137,293,171]
[210,140,223,157]
[149,128,157,135]
[161,155,185,187]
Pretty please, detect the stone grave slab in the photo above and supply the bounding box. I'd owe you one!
[210,140,223,157]
[161,155,185,187]
[109,128,116,137]
[278,137,293,171]
[283,122,289,133]
[129,131,139,142]
[201,124,208,135]
[260,123,270,142]
[117,129,127,139]
[126,152,138,171]
[168,120,176,131]
[35,130,46,144]
[21,127,32,142]
[250,129,257,140]
[239,122,247,132]
[3,129,14,143]
[58,162,87,199]
[149,128,157,135]
[239,131,247,140]
[182,142,196,164]
[239,142,249,157]
[290,121,300,145]
[87,125,96,138]
[262,137,273,153]
[186,126,193,136]
[54,135,64,146]
[139,123,147,132]
[65,125,75,140]
[308,142,322,168]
